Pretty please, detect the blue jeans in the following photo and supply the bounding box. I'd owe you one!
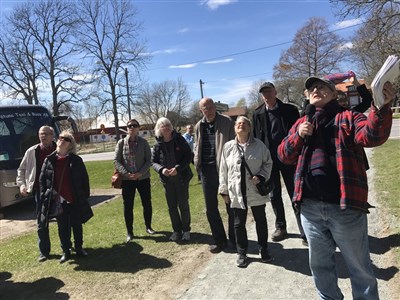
[301,199,379,300]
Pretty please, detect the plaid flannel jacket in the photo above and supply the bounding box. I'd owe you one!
[278,104,392,212]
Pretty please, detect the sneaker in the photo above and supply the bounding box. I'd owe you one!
[182,231,190,241]
[271,228,287,242]
[169,232,180,241]
[236,254,249,268]
[38,254,48,262]
[146,228,156,235]
[126,233,134,243]
[60,251,71,264]
[260,248,273,263]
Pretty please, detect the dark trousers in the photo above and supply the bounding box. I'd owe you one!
[200,164,235,245]
[122,178,152,234]
[270,160,305,239]
[36,189,50,256]
[164,179,191,233]
[234,204,268,255]
[56,202,83,252]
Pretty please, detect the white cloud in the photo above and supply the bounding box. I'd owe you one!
[204,79,253,105]
[203,58,233,64]
[331,18,363,30]
[169,63,197,69]
[178,28,189,33]
[201,0,238,10]
[338,42,353,50]
[151,48,185,55]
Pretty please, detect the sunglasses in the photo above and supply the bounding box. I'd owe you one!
[58,136,72,143]
[127,124,139,129]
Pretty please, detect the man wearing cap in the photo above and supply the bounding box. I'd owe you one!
[278,76,395,299]
[252,82,305,244]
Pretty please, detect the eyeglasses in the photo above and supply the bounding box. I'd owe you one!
[58,136,71,143]
[307,84,331,93]
[127,124,139,129]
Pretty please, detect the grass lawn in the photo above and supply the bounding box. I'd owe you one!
[0,165,216,298]
[371,139,400,263]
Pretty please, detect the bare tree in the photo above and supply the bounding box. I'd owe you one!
[186,100,203,125]
[133,78,191,127]
[331,0,400,39]
[272,17,348,106]
[5,1,92,116]
[247,79,267,109]
[332,1,400,87]
[0,24,42,104]
[235,97,247,107]
[77,0,150,140]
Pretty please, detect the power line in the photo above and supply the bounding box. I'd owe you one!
[148,20,367,72]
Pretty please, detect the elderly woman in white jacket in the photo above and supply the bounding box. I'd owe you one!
[219,116,273,268]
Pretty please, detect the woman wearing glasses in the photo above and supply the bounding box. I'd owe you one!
[114,119,154,242]
[39,130,93,263]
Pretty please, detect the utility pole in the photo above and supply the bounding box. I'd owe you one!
[199,79,204,98]
[125,68,131,120]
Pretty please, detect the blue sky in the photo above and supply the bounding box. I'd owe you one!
[1,0,362,107]
[134,0,361,105]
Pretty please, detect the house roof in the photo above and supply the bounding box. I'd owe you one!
[335,79,368,92]
[222,106,248,117]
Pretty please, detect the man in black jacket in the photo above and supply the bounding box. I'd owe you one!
[253,82,306,244]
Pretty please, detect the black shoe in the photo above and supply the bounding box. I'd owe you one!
[146,228,156,235]
[209,242,227,254]
[76,249,88,257]
[236,254,249,268]
[271,228,287,242]
[260,248,273,263]
[38,254,48,262]
[60,252,71,264]
[126,233,134,243]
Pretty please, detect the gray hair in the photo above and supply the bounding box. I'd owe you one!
[154,117,173,138]
[235,115,252,128]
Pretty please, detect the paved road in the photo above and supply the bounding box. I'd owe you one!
[79,119,399,163]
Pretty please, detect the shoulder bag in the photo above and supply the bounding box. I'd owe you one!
[237,144,274,196]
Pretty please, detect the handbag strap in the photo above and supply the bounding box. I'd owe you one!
[237,144,254,177]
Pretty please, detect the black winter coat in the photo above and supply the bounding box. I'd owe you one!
[252,98,300,149]
[152,131,193,184]
[39,152,92,225]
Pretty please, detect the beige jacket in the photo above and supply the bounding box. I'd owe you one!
[219,136,273,209]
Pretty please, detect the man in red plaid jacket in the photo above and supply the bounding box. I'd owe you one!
[278,76,395,300]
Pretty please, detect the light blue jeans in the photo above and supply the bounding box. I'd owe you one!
[301,199,379,300]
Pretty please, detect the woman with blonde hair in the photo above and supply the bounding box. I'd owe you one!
[39,130,93,263]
